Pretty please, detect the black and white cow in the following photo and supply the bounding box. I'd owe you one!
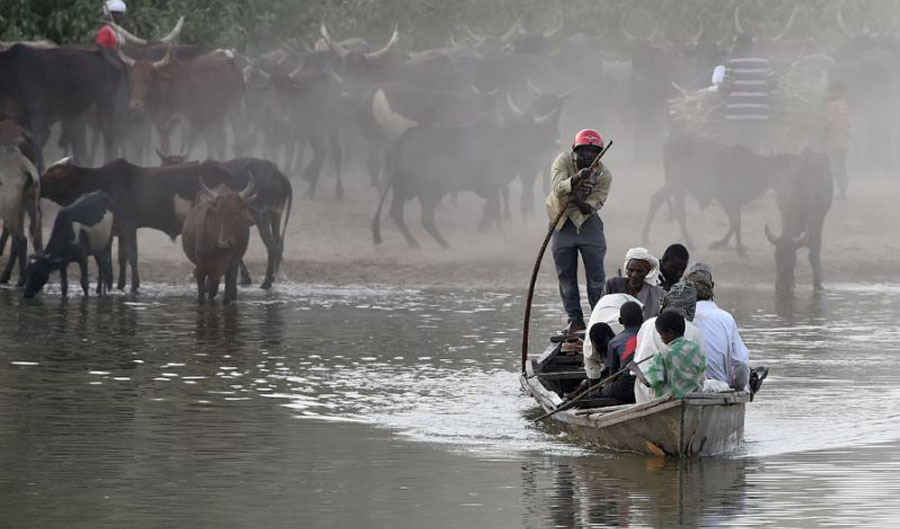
[23,191,115,298]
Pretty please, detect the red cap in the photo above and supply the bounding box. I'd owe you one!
[573,129,603,149]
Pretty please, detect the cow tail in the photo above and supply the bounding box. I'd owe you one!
[279,176,293,270]
[371,178,393,245]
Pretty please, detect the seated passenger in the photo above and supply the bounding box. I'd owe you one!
[657,243,690,291]
[632,282,707,403]
[582,293,642,381]
[593,301,644,404]
[601,247,664,320]
[684,262,751,390]
[643,310,707,399]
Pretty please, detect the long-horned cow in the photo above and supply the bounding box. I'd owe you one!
[117,48,244,160]
[181,178,256,304]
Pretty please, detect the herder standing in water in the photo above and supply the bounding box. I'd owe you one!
[546,129,612,336]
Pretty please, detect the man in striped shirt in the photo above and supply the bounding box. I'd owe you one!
[721,34,778,152]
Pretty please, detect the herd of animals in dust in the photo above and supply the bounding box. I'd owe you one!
[0,2,893,304]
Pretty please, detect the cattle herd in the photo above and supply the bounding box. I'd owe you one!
[0,7,893,299]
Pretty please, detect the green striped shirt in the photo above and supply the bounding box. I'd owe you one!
[644,337,707,399]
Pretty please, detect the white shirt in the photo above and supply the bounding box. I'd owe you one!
[632,317,706,404]
[582,294,641,379]
[692,300,750,388]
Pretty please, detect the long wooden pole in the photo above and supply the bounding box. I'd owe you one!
[532,355,652,423]
[520,141,612,374]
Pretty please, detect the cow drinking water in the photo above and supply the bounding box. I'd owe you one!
[181,178,255,304]
[23,191,115,298]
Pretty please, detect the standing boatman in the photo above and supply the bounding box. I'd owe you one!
[95,0,128,50]
[545,129,612,335]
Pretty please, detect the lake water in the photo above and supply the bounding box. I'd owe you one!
[2,281,899,528]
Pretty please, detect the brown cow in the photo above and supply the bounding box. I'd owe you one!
[181,178,255,304]
[117,48,244,160]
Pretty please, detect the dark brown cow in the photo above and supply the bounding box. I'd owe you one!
[181,179,255,304]
[117,48,244,160]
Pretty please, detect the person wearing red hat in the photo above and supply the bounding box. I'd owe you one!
[545,128,613,335]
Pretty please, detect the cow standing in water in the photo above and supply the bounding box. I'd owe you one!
[0,141,40,286]
[181,179,255,304]
[23,191,115,298]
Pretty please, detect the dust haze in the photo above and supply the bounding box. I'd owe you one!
[22,2,900,293]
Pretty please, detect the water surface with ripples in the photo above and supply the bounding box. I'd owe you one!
[2,281,898,528]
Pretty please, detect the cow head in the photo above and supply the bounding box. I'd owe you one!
[765,223,808,292]
[23,253,63,298]
[320,23,398,90]
[198,177,256,250]
[117,48,174,111]
[40,156,80,205]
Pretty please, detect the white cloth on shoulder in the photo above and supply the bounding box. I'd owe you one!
[583,293,642,379]
[632,316,707,404]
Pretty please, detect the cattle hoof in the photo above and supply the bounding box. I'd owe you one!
[240,276,252,286]
[335,188,344,201]
[260,280,273,290]
[737,247,748,259]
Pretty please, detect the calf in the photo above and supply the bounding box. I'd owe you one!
[0,143,40,286]
[24,191,114,298]
[181,179,255,304]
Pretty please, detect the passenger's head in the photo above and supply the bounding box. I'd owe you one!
[623,247,658,290]
[684,262,714,301]
[659,244,689,284]
[619,301,644,328]
[655,310,686,345]
[104,0,126,24]
[589,322,616,353]
[660,282,698,321]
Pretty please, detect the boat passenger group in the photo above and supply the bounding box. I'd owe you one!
[546,128,754,405]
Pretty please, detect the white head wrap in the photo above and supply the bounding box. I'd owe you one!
[104,0,127,16]
[623,247,660,286]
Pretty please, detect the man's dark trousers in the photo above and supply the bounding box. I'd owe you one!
[551,214,606,325]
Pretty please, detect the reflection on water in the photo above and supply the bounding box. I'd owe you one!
[2,281,900,527]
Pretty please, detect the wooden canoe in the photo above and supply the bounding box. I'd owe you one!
[521,339,748,457]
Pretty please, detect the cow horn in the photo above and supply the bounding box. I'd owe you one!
[556,87,576,100]
[501,18,524,41]
[533,108,559,125]
[364,24,399,61]
[544,11,564,39]
[448,33,459,48]
[160,16,185,44]
[155,147,167,161]
[793,230,809,247]
[200,177,216,198]
[733,5,746,35]
[320,23,349,59]
[239,171,256,200]
[621,22,636,41]
[109,21,148,46]
[116,48,135,67]
[771,7,799,42]
[689,21,703,44]
[764,223,779,245]
[288,64,304,80]
[152,48,171,69]
[50,156,72,167]
[836,7,856,38]
[527,77,542,97]
[506,93,525,118]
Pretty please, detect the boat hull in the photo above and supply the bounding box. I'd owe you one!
[522,359,747,457]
